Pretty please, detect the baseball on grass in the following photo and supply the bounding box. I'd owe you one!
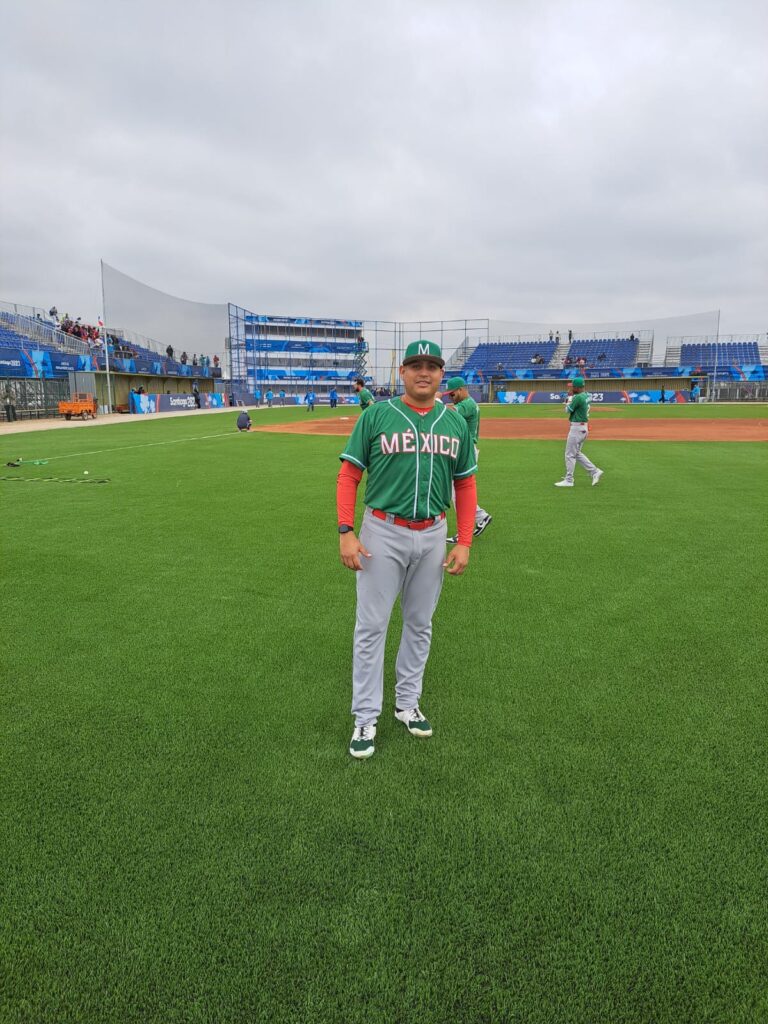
[83,470,89,475]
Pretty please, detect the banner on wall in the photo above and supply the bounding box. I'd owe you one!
[496,390,691,404]
[130,392,228,414]
[0,350,98,378]
[0,349,36,377]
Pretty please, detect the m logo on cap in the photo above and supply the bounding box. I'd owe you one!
[402,339,445,366]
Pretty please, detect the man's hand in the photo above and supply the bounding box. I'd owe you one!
[443,544,470,576]
[340,532,372,571]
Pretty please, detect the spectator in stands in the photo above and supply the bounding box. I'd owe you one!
[629,333,636,343]
[568,329,573,343]
[549,330,554,341]
[4,384,18,422]
[49,306,58,320]
[236,410,252,431]
[166,344,174,359]
[577,356,586,369]
[530,354,538,365]
[598,352,606,362]
[556,330,561,343]
[213,355,220,368]
[192,354,198,367]
[180,351,188,364]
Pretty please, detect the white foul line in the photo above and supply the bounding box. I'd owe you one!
[33,431,239,463]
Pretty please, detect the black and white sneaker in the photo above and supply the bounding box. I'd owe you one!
[446,533,458,544]
[473,514,492,537]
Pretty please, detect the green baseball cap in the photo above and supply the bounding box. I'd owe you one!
[572,376,585,387]
[446,376,467,391]
[402,340,444,367]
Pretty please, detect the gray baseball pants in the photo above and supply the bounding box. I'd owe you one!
[352,507,447,727]
[564,423,599,482]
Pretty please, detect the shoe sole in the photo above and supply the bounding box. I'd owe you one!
[395,714,433,738]
[349,746,375,759]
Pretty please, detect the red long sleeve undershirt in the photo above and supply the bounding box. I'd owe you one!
[336,460,477,546]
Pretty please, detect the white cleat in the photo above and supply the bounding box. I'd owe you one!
[591,469,604,486]
[554,479,574,487]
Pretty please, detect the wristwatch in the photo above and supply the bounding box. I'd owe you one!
[338,525,354,534]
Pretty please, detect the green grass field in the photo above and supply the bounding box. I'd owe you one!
[2,407,767,1024]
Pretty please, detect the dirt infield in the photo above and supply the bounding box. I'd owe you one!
[256,416,768,442]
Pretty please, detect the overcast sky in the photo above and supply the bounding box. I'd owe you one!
[1,0,766,333]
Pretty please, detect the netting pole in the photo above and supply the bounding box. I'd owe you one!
[100,260,113,413]
[712,309,721,403]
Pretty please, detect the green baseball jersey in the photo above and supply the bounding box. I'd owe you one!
[340,398,477,520]
[358,388,374,409]
[566,392,590,423]
[454,395,480,445]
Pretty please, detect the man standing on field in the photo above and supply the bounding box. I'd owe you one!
[444,376,492,542]
[554,376,603,487]
[354,378,374,412]
[337,341,477,759]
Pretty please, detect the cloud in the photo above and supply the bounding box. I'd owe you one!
[1,0,766,332]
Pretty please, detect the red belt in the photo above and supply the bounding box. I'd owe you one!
[371,509,445,530]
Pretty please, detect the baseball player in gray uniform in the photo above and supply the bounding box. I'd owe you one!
[336,340,478,759]
[555,376,603,487]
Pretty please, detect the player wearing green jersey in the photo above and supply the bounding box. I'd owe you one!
[354,378,374,411]
[337,341,478,759]
[555,376,603,487]
[444,376,492,542]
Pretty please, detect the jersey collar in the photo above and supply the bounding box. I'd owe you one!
[400,397,436,416]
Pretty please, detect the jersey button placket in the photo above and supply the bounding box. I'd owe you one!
[417,424,432,519]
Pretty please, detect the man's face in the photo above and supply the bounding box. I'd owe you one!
[446,388,465,404]
[399,359,443,401]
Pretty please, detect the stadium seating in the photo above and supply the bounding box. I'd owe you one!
[0,311,222,378]
[680,342,760,367]
[461,342,557,376]
[0,324,59,354]
[564,338,639,367]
